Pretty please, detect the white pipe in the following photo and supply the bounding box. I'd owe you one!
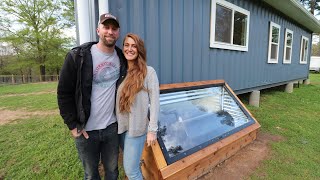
[75,0,110,44]
[99,0,109,15]
[76,0,92,44]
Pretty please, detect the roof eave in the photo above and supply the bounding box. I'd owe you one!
[264,0,320,33]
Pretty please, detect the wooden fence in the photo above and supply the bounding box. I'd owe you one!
[0,75,59,84]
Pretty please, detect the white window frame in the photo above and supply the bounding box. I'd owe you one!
[299,36,309,64]
[267,22,281,64]
[210,0,250,51]
[283,29,293,64]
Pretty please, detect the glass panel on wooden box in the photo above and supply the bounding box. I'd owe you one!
[157,84,256,164]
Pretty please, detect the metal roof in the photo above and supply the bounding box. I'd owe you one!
[264,0,320,33]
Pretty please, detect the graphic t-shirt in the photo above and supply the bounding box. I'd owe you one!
[85,45,120,131]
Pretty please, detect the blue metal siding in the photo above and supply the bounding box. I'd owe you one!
[160,0,172,84]
[172,0,184,83]
[109,0,312,92]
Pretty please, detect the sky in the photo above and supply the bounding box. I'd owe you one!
[62,27,76,39]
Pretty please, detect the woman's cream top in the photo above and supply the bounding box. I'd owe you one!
[116,66,159,137]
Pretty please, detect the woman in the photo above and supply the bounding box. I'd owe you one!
[116,33,159,180]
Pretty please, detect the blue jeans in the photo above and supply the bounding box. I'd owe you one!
[120,132,146,180]
[75,122,119,180]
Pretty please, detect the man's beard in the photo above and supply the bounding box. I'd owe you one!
[101,36,117,47]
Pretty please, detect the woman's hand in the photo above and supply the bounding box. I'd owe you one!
[146,132,157,146]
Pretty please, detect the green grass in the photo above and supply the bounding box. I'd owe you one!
[309,72,320,86]
[0,82,57,96]
[0,93,58,111]
[0,75,320,179]
[0,82,125,179]
[0,116,83,179]
[247,73,320,179]
[0,82,57,111]
[0,116,126,179]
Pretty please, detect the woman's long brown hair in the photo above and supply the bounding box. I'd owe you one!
[119,33,148,113]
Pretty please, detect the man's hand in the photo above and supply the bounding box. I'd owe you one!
[147,132,157,147]
[71,128,89,139]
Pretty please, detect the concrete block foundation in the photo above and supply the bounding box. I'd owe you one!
[285,82,293,93]
[249,90,260,107]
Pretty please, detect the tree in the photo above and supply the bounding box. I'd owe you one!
[300,0,320,15]
[0,0,74,79]
[61,0,76,28]
[300,0,320,56]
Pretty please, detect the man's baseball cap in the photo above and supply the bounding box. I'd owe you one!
[99,13,120,28]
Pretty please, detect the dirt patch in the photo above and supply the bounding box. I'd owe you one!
[198,132,284,180]
[310,83,320,85]
[0,173,4,180]
[0,108,59,125]
[1,90,56,97]
[32,165,41,174]
[98,132,283,180]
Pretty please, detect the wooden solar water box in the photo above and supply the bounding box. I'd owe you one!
[141,80,260,179]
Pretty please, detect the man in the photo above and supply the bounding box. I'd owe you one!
[57,13,127,180]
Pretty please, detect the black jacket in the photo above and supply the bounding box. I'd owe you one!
[57,42,127,131]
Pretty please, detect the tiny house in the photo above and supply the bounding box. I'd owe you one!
[75,0,320,98]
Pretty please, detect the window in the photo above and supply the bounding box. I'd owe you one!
[268,22,280,63]
[157,83,256,164]
[210,0,250,51]
[283,29,293,64]
[300,36,309,64]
